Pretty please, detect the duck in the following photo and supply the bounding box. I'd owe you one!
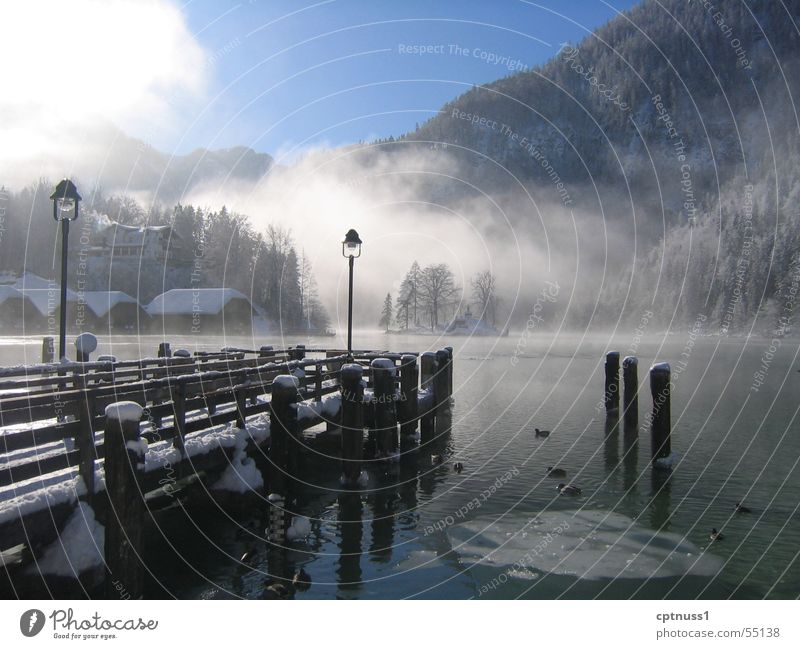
[534,428,551,438]
[453,462,463,473]
[431,454,443,465]
[292,568,312,591]
[557,483,581,496]
[264,582,290,599]
[547,466,567,478]
[734,502,752,514]
[709,528,724,542]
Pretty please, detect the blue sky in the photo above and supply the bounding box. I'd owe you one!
[175,0,640,158]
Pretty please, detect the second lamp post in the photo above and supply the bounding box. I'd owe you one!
[342,229,362,356]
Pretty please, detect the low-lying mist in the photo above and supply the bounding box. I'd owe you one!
[184,143,639,331]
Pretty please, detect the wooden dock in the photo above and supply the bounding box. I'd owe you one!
[0,342,454,597]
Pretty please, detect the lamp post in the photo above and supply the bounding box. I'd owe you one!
[342,229,362,357]
[50,179,81,361]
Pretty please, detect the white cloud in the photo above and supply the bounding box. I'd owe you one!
[0,0,207,184]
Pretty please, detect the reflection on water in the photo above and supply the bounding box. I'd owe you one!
[2,332,799,599]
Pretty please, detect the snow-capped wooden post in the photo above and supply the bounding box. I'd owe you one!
[104,401,145,600]
[622,356,638,431]
[604,351,620,414]
[650,362,672,468]
[340,363,364,487]
[288,345,306,362]
[398,354,419,442]
[269,375,299,496]
[41,336,55,363]
[157,342,171,358]
[371,358,397,459]
[419,352,437,442]
[435,349,451,414]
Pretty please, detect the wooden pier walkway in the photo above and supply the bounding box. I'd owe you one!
[0,342,454,597]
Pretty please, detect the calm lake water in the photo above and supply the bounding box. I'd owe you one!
[2,331,799,599]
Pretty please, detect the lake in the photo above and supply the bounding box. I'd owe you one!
[2,331,798,599]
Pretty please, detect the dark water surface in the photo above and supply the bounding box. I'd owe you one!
[2,331,798,599]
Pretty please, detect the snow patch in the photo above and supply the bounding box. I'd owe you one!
[286,516,311,541]
[28,502,104,577]
[105,402,143,423]
[274,375,299,390]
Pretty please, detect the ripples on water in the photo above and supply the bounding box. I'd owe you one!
[3,332,798,598]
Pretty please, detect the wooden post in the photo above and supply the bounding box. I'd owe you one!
[398,354,419,443]
[104,401,145,600]
[41,336,55,363]
[157,342,171,358]
[622,356,639,431]
[420,352,437,391]
[604,351,620,414]
[314,361,323,402]
[340,363,364,487]
[171,383,187,457]
[419,352,437,443]
[269,375,300,496]
[435,349,450,414]
[371,358,398,459]
[444,346,454,399]
[234,383,248,429]
[259,345,274,358]
[75,382,97,500]
[650,362,672,467]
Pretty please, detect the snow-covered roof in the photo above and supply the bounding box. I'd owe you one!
[18,288,79,316]
[0,285,22,300]
[83,291,140,317]
[10,271,57,290]
[146,288,251,316]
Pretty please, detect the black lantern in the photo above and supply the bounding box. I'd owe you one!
[50,179,81,360]
[51,178,81,222]
[342,228,362,259]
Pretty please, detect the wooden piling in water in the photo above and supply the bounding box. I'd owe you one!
[269,375,300,496]
[419,352,437,443]
[398,354,419,443]
[435,349,451,414]
[371,358,398,459]
[444,346,454,400]
[157,342,171,358]
[340,363,364,487]
[604,351,620,414]
[622,355,638,431]
[649,362,672,467]
[41,336,55,363]
[104,401,145,600]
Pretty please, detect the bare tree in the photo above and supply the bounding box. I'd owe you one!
[471,270,497,325]
[419,263,458,330]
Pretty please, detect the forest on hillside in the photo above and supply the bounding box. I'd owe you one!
[0,180,329,332]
